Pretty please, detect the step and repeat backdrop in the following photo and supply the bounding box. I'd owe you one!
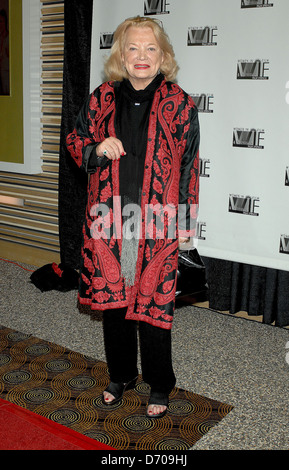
[90,0,289,272]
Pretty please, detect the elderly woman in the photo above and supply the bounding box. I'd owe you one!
[66,16,200,418]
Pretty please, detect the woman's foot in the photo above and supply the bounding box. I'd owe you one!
[146,392,169,419]
[146,403,167,417]
[103,390,116,403]
[102,377,138,406]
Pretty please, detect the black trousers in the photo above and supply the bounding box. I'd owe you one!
[102,307,176,394]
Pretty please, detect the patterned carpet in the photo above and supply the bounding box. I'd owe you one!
[0,325,233,450]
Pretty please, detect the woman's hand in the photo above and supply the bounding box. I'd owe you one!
[96,137,126,160]
[179,237,190,246]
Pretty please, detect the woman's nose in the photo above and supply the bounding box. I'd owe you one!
[138,48,147,60]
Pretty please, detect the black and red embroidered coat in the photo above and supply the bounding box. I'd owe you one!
[66,79,200,330]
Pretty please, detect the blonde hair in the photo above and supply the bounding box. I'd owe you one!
[104,16,179,82]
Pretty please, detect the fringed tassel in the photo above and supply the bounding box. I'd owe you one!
[120,202,141,287]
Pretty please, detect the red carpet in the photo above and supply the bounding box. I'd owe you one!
[0,398,115,450]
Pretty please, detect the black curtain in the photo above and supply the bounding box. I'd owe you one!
[58,0,93,269]
[203,257,289,327]
[57,2,289,327]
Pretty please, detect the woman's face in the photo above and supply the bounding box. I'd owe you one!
[121,26,164,90]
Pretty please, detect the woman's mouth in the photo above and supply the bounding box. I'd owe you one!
[134,64,150,69]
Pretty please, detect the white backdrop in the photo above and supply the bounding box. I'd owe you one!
[90,0,289,272]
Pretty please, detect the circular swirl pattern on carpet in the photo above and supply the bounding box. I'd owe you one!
[67,375,97,390]
[7,331,31,342]
[45,359,72,372]
[122,414,155,433]
[0,354,11,366]
[168,398,195,416]
[3,370,32,385]
[85,430,113,446]
[154,437,190,451]
[23,387,54,404]
[25,344,51,356]
[48,408,82,426]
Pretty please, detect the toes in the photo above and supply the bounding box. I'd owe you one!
[147,404,167,416]
[103,392,115,403]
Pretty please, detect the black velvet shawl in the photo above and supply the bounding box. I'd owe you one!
[115,73,164,209]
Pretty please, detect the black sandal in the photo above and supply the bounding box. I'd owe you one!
[102,376,138,406]
[146,392,169,419]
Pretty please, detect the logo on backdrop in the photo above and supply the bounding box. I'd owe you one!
[285,167,289,186]
[280,235,289,255]
[196,222,206,241]
[237,60,269,79]
[144,0,170,15]
[100,33,114,49]
[200,158,210,178]
[228,195,260,216]
[286,81,289,105]
[190,94,214,113]
[241,0,273,8]
[233,128,265,149]
[187,27,217,46]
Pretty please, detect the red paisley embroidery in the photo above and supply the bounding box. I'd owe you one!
[139,240,178,299]
[94,291,111,303]
[113,291,124,301]
[92,277,106,290]
[94,239,121,285]
[163,279,174,293]
[81,273,91,286]
[153,160,162,176]
[154,286,176,306]
[100,167,109,181]
[149,306,165,319]
[100,181,112,202]
[83,252,95,274]
[153,177,163,194]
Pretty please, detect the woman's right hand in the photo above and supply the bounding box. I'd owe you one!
[96,137,126,160]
